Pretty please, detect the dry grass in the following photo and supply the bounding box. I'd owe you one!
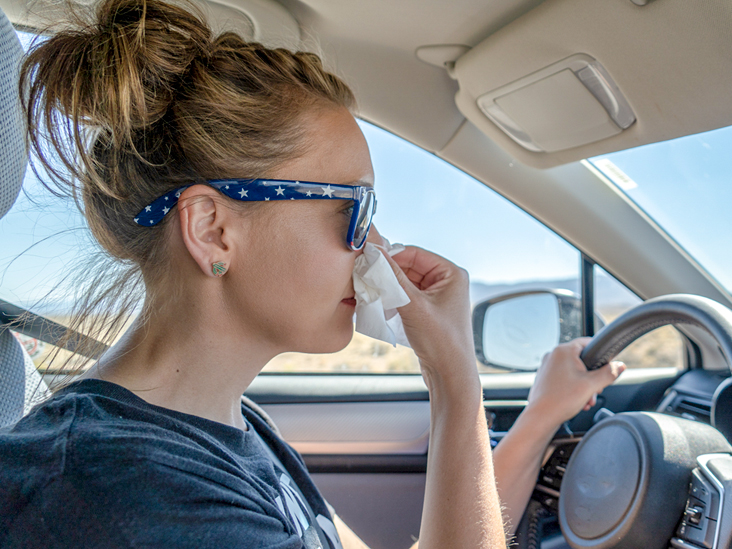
[263,331,421,373]
[264,312,685,373]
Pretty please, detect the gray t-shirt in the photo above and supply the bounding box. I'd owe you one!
[0,379,343,549]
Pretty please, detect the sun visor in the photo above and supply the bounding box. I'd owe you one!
[453,0,732,168]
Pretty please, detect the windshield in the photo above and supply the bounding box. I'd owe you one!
[586,125,732,295]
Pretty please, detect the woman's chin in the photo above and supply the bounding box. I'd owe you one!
[292,326,354,355]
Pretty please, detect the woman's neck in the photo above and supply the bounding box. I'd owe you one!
[82,295,279,430]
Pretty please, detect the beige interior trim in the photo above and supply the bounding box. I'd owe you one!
[205,0,299,49]
[454,0,732,168]
[0,0,299,50]
[261,401,430,455]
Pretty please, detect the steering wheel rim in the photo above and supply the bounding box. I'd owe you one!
[558,294,732,549]
[580,293,732,371]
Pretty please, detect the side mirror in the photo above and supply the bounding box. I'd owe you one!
[472,290,604,371]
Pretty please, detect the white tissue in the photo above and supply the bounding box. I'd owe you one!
[352,240,411,347]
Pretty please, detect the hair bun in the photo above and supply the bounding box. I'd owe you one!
[22,0,213,200]
[93,0,211,128]
[27,0,211,140]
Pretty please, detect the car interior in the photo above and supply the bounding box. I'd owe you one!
[2,1,732,548]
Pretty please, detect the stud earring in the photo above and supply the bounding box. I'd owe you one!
[212,261,227,277]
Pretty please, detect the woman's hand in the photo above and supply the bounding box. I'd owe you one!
[379,246,477,395]
[527,338,626,429]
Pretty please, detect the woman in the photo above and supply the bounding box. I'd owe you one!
[0,0,623,547]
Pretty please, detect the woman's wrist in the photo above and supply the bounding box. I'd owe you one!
[420,358,483,411]
[519,401,566,436]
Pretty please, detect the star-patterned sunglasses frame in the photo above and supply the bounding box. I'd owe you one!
[133,178,377,251]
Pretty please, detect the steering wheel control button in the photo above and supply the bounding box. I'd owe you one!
[541,495,559,512]
[689,469,719,517]
[542,470,563,489]
[674,463,725,549]
[684,506,703,526]
[690,474,709,499]
[533,441,578,512]
[681,517,716,549]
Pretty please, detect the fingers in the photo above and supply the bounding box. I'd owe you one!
[579,361,624,412]
[583,393,598,411]
[567,337,592,354]
[377,246,418,299]
[590,360,626,391]
[388,246,459,289]
[379,245,461,293]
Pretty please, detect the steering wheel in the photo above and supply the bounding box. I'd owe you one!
[555,294,732,549]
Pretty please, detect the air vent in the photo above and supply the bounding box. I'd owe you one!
[660,391,711,424]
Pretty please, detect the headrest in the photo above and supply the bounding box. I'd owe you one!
[0,7,27,220]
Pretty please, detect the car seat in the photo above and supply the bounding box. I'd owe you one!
[0,7,50,428]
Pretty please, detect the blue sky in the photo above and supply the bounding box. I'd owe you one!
[588,126,732,293]
[358,121,580,282]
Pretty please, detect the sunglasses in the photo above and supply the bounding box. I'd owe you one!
[133,178,377,251]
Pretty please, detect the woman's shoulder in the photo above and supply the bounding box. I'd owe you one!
[0,380,294,547]
[0,380,176,492]
[0,379,208,461]
[0,378,278,477]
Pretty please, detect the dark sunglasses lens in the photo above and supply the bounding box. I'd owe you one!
[353,192,376,248]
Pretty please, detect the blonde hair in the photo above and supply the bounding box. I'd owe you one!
[19,0,356,369]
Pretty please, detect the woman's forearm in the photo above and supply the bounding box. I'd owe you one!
[417,367,507,549]
[492,406,560,534]
[491,343,626,535]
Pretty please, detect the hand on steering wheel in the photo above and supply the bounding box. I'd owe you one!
[527,338,626,429]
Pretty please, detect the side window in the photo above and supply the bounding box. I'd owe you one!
[594,265,685,370]
[263,121,581,373]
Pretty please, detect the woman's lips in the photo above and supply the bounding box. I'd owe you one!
[341,297,357,307]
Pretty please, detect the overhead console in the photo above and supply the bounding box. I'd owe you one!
[474,53,635,154]
[452,0,732,168]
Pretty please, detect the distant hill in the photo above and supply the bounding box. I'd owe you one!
[470,271,639,313]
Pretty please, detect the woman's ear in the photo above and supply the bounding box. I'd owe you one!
[178,185,235,277]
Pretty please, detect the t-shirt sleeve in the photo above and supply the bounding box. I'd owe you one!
[5,454,304,549]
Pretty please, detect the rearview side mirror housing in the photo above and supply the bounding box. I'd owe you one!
[473,289,604,371]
